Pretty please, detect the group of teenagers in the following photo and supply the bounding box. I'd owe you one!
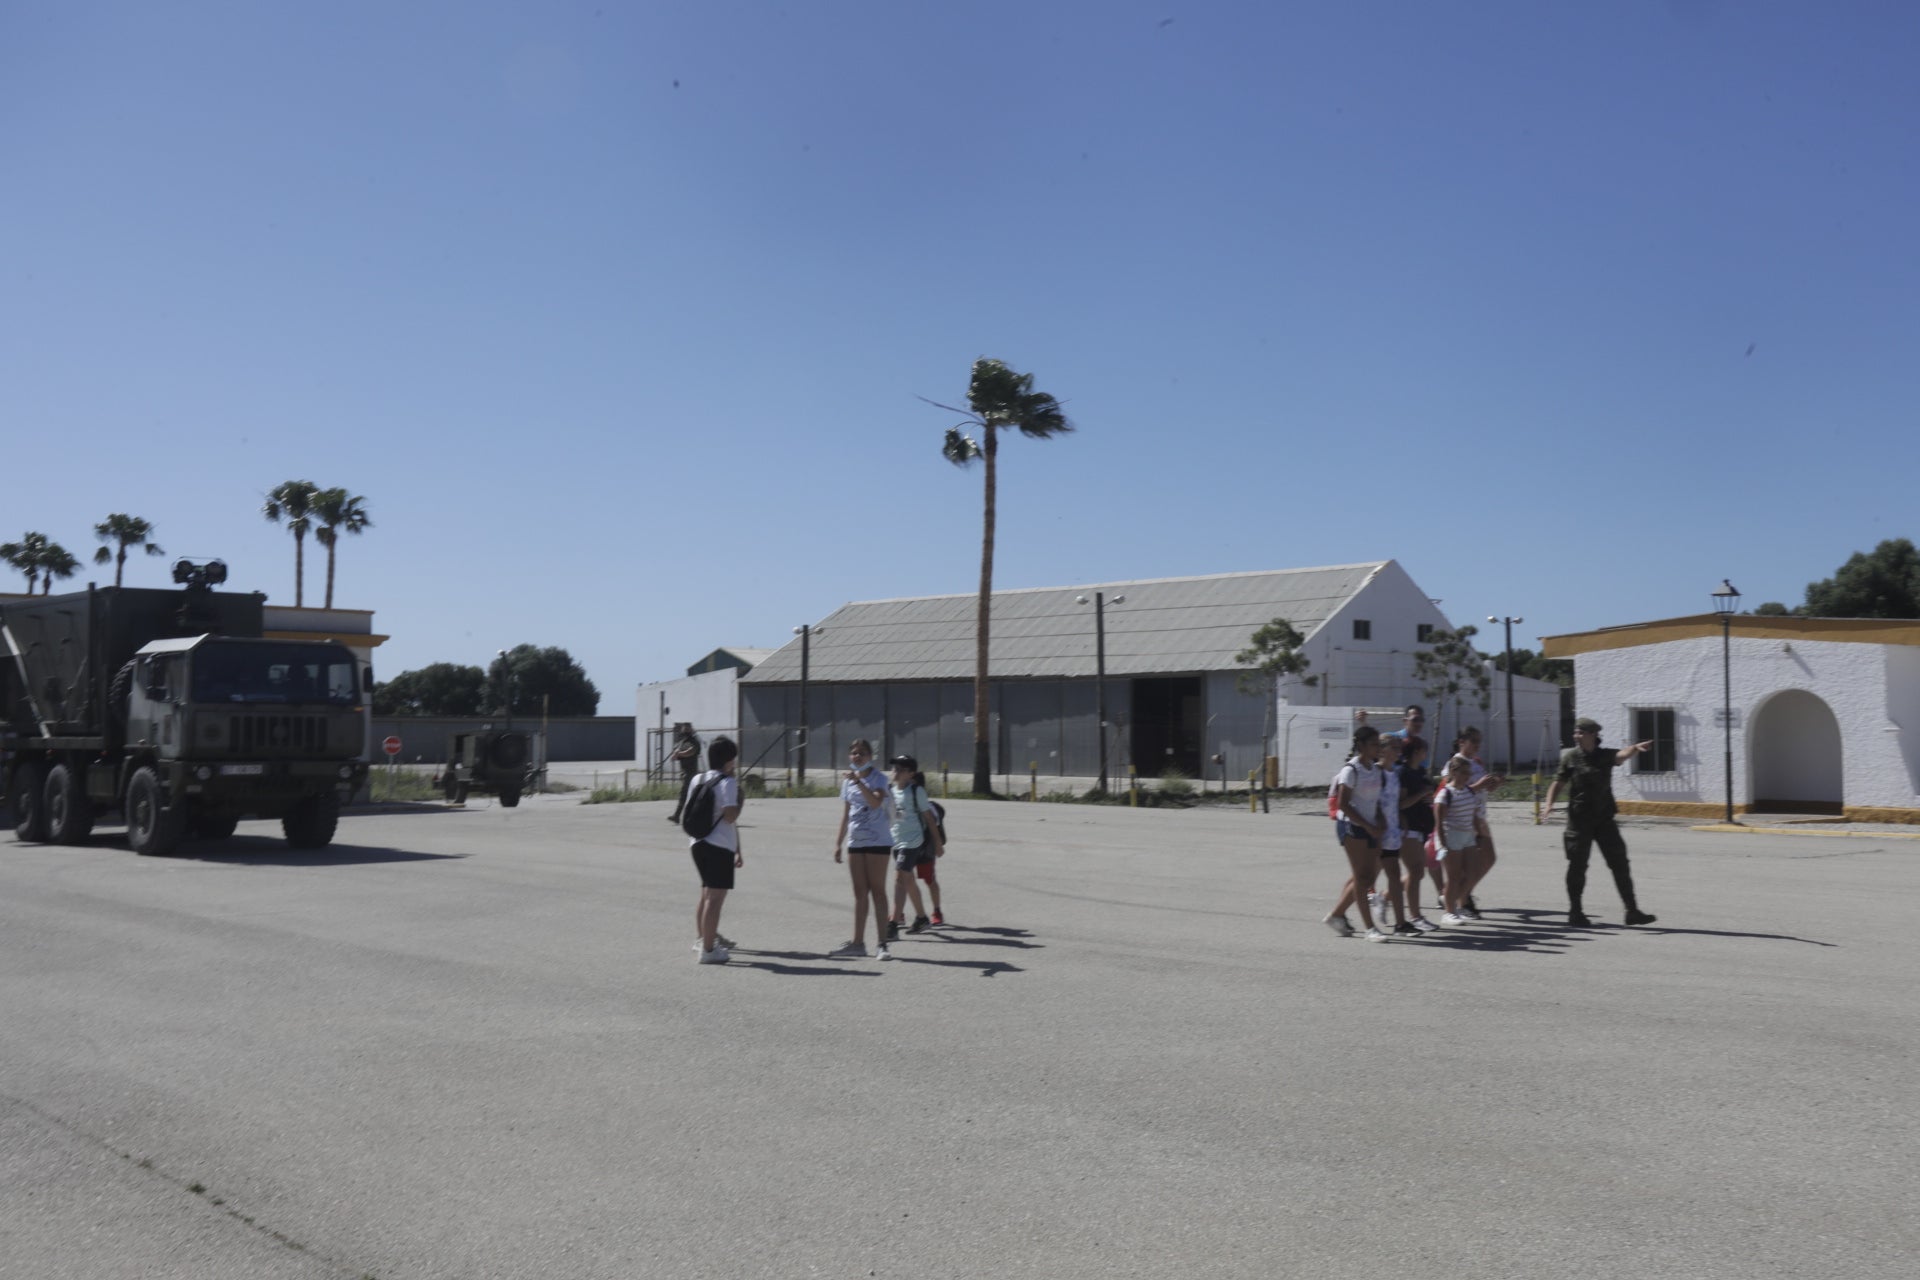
[1325,705,1659,941]
[680,735,948,965]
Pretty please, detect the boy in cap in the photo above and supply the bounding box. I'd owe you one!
[1542,718,1657,928]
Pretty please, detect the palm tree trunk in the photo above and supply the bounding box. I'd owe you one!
[294,531,306,607]
[325,542,337,609]
[115,544,127,588]
[972,427,998,794]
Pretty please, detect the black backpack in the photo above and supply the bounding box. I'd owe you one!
[682,773,721,840]
[913,787,947,843]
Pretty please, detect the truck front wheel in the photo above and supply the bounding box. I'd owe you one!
[499,787,521,808]
[11,762,50,842]
[46,764,95,845]
[283,794,340,850]
[126,767,183,857]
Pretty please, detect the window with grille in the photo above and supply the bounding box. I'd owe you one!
[1630,707,1676,773]
[1352,620,1371,640]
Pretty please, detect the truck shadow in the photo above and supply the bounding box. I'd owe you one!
[184,842,466,865]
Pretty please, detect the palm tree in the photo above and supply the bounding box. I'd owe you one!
[92,514,165,587]
[928,358,1074,794]
[37,543,80,594]
[262,480,321,606]
[310,488,372,608]
[1,532,52,593]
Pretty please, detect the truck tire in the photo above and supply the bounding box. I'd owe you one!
[498,787,521,808]
[46,764,95,845]
[283,793,339,850]
[443,771,461,802]
[192,814,240,841]
[11,762,50,842]
[490,735,528,771]
[125,767,183,857]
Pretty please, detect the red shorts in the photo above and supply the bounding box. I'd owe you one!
[915,859,939,883]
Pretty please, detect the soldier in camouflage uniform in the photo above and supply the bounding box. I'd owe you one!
[1542,717,1658,928]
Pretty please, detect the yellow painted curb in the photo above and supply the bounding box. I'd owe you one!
[1689,823,1920,839]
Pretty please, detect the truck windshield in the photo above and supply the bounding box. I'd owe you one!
[191,642,361,707]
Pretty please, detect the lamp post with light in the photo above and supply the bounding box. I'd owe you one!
[1075,592,1123,793]
[1711,581,1740,823]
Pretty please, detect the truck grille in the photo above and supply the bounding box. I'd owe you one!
[228,714,331,755]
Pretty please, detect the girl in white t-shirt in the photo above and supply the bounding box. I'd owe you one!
[1323,725,1389,941]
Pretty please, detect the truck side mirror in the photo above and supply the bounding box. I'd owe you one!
[363,667,374,693]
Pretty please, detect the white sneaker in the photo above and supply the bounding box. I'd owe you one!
[874,943,893,961]
[1361,926,1389,943]
[1323,914,1355,937]
[1409,916,1439,934]
[1440,912,1469,927]
[691,933,738,953]
[697,946,729,964]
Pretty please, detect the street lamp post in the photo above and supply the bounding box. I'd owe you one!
[1711,580,1741,823]
[1487,616,1523,774]
[1075,592,1124,793]
[496,649,513,731]
[792,624,818,786]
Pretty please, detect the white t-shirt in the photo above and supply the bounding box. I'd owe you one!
[1379,768,1403,850]
[1332,760,1384,826]
[687,770,741,853]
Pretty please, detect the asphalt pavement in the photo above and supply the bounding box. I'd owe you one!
[2,795,1914,1279]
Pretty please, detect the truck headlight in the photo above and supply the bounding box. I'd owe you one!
[194,765,213,781]
[338,765,353,779]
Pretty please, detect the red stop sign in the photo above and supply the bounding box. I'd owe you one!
[383,735,402,757]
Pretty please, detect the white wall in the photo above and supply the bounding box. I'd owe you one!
[1575,635,1918,813]
[635,669,740,766]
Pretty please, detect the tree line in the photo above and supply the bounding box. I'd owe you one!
[2,481,371,606]
[373,646,600,718]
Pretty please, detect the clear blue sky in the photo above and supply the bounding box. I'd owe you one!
[5,1,1917,706]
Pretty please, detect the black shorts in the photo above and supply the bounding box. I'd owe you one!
[847,844,891,858]
[691,840,735,890]
[893,839,934,871]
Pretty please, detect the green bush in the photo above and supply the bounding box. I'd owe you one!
[370,770,443,802]
[1158,768,1194,800]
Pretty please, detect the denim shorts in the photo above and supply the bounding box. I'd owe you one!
[1334,820,1376,848]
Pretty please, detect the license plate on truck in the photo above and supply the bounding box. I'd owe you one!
[219,764,265,776]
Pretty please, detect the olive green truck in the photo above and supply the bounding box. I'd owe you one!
[2,561,371,855]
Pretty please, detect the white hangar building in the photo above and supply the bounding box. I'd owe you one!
[736,561,1562,785]
[1543,613,1920,823]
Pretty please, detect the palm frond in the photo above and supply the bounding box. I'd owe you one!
[942,427,982,467]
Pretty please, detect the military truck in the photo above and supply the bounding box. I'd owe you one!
[1,560,371,855]
[440,727,536,807]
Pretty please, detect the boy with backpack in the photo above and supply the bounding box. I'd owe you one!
[885,755,946,939]
[682,737,743,964]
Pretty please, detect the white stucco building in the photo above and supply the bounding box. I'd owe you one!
[1542,614,1920,823]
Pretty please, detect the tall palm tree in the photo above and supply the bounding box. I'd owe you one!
[37,542,80,594]
[92,514,165,587]
[310,489,372,608]
[262,480,321,606]
[0,532,51,593]
[928,358,1074,794]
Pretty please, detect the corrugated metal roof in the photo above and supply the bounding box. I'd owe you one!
[742,563,1388,684]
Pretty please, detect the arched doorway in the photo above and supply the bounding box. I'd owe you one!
[1749,689,1843,815]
